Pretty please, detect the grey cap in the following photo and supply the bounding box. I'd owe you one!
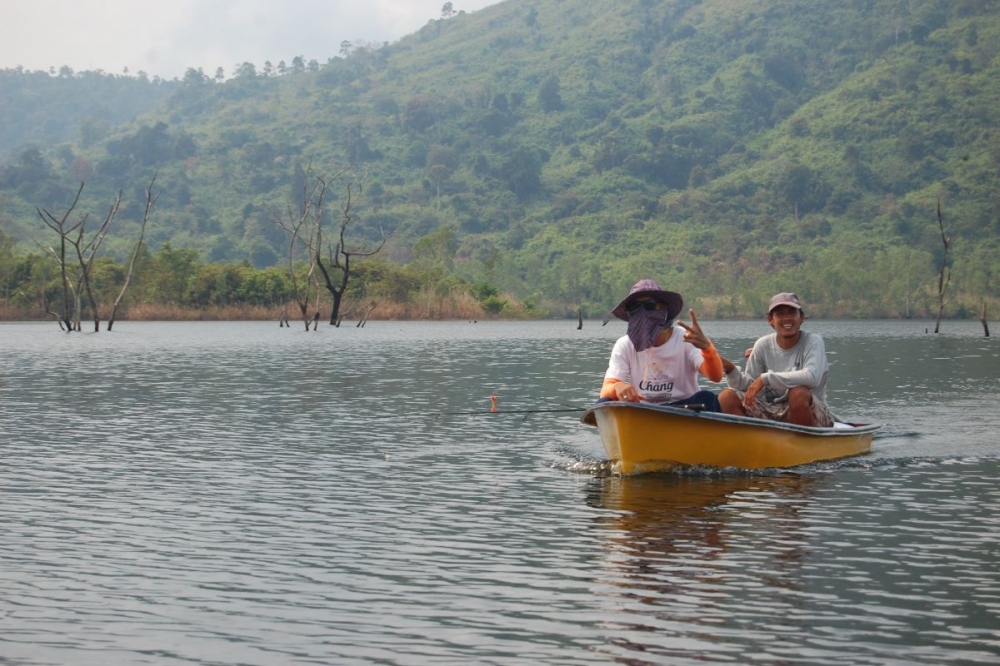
[768,292,803,313]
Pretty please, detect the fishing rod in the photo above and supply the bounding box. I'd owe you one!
[362,407,587,420]
[435,407,586,416]
[360,399,590,420]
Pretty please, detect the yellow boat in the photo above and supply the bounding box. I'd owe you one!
[581,401,880,474]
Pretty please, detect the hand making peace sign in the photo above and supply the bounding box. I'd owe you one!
[677,309,712,350]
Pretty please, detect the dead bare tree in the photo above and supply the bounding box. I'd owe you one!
[68,193,120,332]
[981,302,990,338]
[108,174,158,331]
[356,298,379,328]
[270,165,332,331]
[39,183,123,332]
[272,166,392,328]
[315,173,392,326]
[933,199,951,334]
[332,293,361,326]
[36,183,85,332]
[38,180,158,332]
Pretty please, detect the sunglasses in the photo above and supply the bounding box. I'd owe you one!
[625,299,661,314]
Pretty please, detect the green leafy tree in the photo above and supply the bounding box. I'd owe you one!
[413,225,458,271]
[150,243,200,305]
[502,147,543,201]
[426,145,457,210]
[538,74,563,112]
[403,96,437,132]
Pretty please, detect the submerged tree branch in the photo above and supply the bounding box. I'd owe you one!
[933,199,951,335]
[109,173,159,331]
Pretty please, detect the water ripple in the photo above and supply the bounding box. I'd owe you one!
[2,321,999,664]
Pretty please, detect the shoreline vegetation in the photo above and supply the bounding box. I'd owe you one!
[1,235,993,326]
[0,291,521,324]
[2,295,994,325]
[3,226,993,327]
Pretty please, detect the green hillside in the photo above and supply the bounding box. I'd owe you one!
[1,0,998,318]
[0,68,178,162]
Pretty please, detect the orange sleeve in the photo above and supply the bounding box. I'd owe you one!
[600,377,622,400]
[699,345,724,382]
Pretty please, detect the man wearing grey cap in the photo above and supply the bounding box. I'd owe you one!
[718,292,834,427]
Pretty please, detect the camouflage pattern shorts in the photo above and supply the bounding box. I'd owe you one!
[735,391,834,427]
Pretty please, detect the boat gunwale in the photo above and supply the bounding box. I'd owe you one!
[581,401,882,437]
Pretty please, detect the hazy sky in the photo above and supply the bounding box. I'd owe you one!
[1,0,502,80]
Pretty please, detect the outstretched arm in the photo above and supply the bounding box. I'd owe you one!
[677,309,723,382]
[724,346,756,391]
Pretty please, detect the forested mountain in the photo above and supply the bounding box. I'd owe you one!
[0,68,178,162]
[1,0,998,318]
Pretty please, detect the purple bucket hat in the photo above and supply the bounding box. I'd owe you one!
[611,279,684,322]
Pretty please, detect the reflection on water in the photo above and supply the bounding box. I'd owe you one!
[1,320,999,665]
[583,466,1000,664]
[586,473,819,663]
[591,473,814,576]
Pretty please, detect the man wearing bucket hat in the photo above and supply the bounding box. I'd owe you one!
[599,279,726,411]
[718,292,834,427]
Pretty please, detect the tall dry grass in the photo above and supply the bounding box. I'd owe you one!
[0,291,515,322]
[124,303,285,321]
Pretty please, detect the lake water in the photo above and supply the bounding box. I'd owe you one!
[2,319,998,665]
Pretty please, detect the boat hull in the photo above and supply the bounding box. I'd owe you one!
[582,401,880,473]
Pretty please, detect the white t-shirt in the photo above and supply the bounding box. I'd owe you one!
[604,330,705,403]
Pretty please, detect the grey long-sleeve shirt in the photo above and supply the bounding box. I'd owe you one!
[725,330,829,407]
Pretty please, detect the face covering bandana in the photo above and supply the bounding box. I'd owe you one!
[627,308,671,352]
